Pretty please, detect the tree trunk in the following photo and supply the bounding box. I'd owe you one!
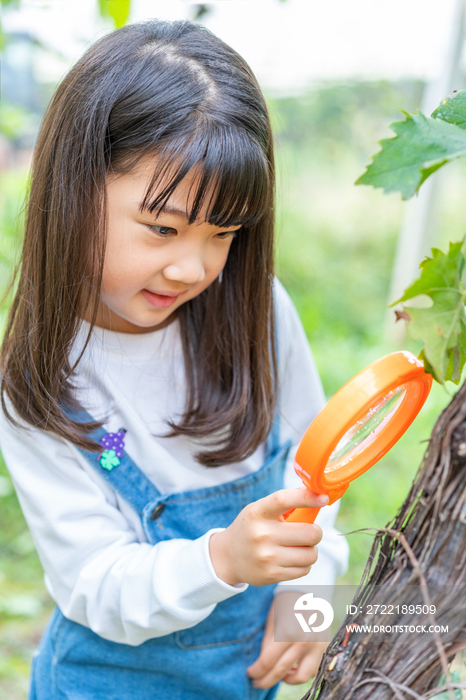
[303,380,466,700]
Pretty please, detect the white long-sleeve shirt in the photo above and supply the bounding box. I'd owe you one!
[0,279,348,645]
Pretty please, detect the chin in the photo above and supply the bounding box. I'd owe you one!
[136,311,176,332]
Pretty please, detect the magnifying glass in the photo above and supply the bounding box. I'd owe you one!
[284,351,433,524]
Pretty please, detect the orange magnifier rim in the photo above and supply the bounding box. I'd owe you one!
[294,351,433,498]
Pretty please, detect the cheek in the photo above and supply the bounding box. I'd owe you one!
[101,231,149,289]
[101,249,131,294]
[207,243,233,277]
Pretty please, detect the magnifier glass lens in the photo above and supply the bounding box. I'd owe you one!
[327,385,407,468]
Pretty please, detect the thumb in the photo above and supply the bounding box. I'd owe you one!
[257,488,328,520]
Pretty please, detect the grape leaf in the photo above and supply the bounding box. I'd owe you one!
[431,90,466,129]
[391,241,466,384]
[432,669,463,700]
[356,91,466,199]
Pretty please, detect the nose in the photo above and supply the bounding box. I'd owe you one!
[162,254,206,285]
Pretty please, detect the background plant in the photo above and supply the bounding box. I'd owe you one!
[358,89,466,387]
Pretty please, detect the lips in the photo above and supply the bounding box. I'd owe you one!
[141,289,184,309]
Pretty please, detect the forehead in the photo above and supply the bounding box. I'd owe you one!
[111,156,220,223]
[109,128,269,230]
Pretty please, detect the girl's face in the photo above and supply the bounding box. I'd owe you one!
[90,159,239,333]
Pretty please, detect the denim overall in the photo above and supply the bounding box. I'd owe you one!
[29,406,292,700]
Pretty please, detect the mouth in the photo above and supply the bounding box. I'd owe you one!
[141,289,185,309]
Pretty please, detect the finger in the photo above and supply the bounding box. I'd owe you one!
[257,488,329,520]
[274,566,319,582]
[247,609,289,682]
[274,521,323,547]
[282,643,327,685]
[247,602,278,681]
[249,644,306,689]
[273,544,318,570]
[247,639,290,681]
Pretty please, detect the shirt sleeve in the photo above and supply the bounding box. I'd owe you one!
[273,279,350,591]
[0,407,247,647]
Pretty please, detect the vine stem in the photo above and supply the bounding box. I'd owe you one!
[354,670,424,700]
[423,683,466,699]
[376,528,454,700]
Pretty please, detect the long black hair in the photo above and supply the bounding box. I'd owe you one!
[0,20,277,467]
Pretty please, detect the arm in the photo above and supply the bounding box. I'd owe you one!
[0,402,327,647]
[0,410,248,646]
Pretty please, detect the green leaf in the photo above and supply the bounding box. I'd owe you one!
[432,90,466,129]
[98,0,131,28]
[432,670,463,699]
[356,109,466,200]
[391,241,466,384]
[356,90,466,199]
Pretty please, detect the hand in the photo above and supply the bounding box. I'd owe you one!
[247,592,328,689]
[209,488,328,587]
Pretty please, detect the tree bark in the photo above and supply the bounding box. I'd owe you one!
[303,380,466,700]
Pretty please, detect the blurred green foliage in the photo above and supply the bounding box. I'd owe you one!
[0,79,462,698]
[97,0,131,29]
[0,104,29,141]
[0,0,129,51]
[0,171,26,335]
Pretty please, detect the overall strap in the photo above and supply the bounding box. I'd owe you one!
[265,298,282,458]
[65,406,161,517]
[265,411,281,458]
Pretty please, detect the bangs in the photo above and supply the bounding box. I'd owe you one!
[135,124,272,229]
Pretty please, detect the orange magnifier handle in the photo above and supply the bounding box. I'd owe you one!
[284,351,432,524]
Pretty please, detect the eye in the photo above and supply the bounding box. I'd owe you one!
[149,225,177,236]
[217,229,239,239]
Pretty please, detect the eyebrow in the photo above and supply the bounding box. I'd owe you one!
[136,201,188,219]
[136,201,242,230]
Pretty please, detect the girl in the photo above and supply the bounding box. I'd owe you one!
[0,19,348,700]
